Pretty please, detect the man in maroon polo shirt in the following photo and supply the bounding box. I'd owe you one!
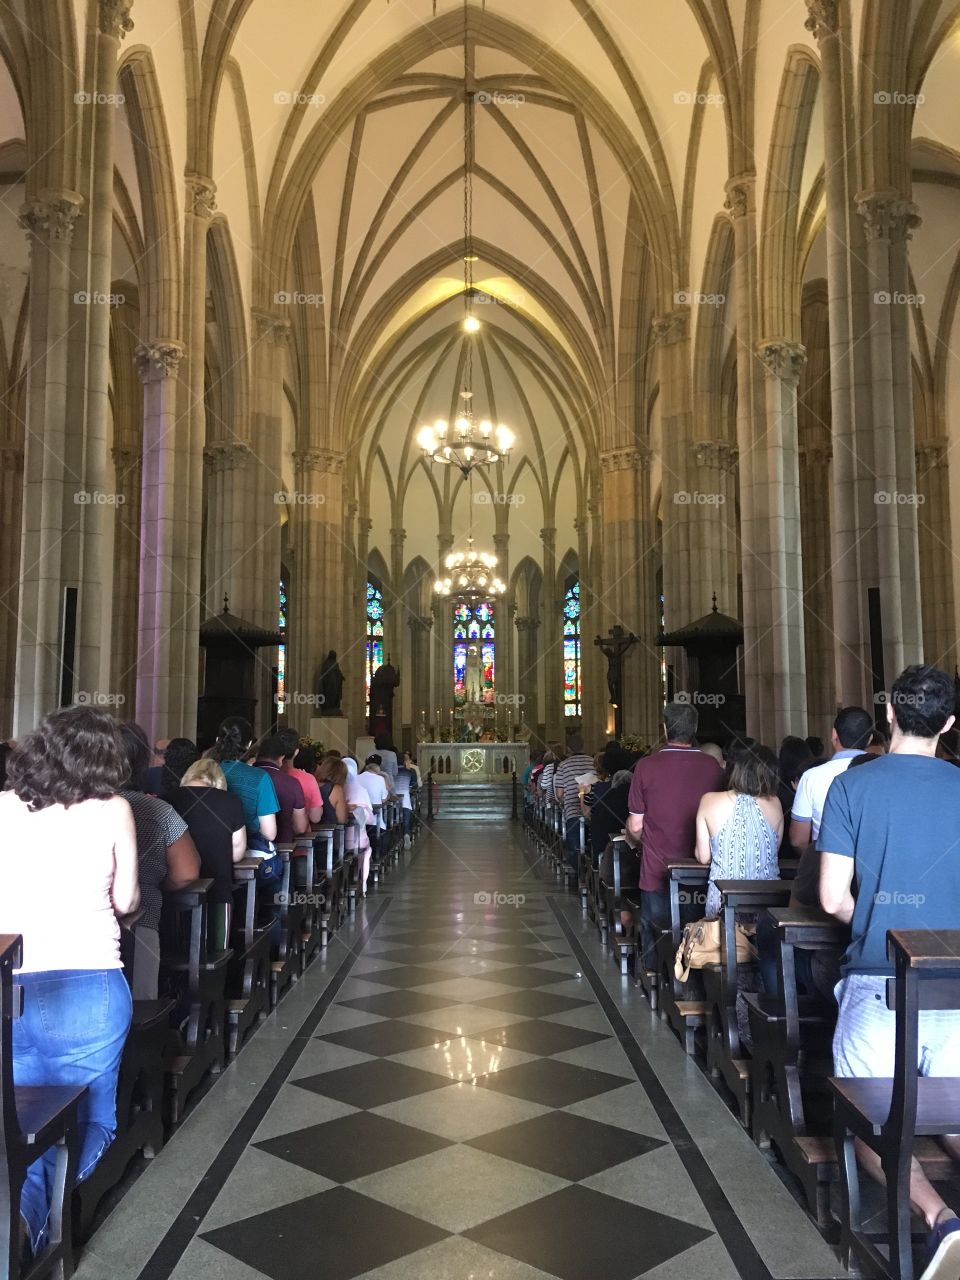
[626,701,723,969]
[255,734,308,844]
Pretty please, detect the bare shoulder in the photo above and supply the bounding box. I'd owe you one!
[698,789,731,815]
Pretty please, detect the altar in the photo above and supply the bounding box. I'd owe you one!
[418,741,529,782]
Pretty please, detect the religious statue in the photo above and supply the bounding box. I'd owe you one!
[595,625,639,738]
[318,650,345,714]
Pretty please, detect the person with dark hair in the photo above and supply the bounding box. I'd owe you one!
[866,725,889,756]
[210,716,279,844]
[789,706,873,852]
[118,722,200,998]
[805,735,825,760]
[778,734,814,828]
[553,732,595,871]
[695,743,783,917]
[167,757,246,947]
[626,701,724,969]
[159,738,200,798]
[317,755,350,825]
[254,733,307,843]
[0,707,139,1260]
[277,727,323,826]
[820,666,960,1275]
[373,732,399,781]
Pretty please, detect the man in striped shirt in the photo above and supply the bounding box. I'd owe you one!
[554,733,595,870]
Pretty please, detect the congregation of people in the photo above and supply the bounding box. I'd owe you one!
[0,711,414,1268]
[524,663,960,1280]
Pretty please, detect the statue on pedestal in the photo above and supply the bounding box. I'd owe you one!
[318,650,345,715]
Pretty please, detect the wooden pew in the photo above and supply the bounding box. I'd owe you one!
[269,848,304,1005]
[575,816,590,913]
[1,934,86,1279]
[160,879,233,1126]
[743,906,846,1226]
[597,836,637,978]
[832,929,960,1280]
[225,859,273,1057]
[656,862,711,1055]
[702,879,794,1128]
[290,835,323,969]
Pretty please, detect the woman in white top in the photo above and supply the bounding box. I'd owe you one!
[0,706,140,1260]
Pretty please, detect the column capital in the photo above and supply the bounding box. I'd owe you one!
[600,445,652,473]
[651,309,688,346]
[724,173,755,221]
[358,516,374,536]
[515,615,541,632]
[916,437,948,467]
[294,448,344,474]
[252,310,291,345]
[803,0,839,38]
[135,339,185,383]
[757,338,807,386]
[99,0,134,39]
[689,438,739,472]
[19,189,84,243]
[856,189,921,244]
[110,443,139,468]
[390,526,407,547]
[204,441,252,473]
[185,173,217,219]
[408,613,433,633]
[540,526,556,551]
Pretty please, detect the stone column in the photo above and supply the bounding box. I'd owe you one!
[347,512,372,735]
[652,310,694,628]
[686,440,739,617]
[135,339,187,741]
[582,495,608,741]
[799,445,836,738]
[493,530,513,708]
[915,439,953,666]
[857,191,924,682]
[288,449,346,716]
[109,443,142,713]
[408,613,433,739]
[0,444,24,735]
[388,526,407,663]
[540,525,566,743]
[14,190,84,734]
[514,616,541,739]
[432,529,454,729]
[203,442,254,614]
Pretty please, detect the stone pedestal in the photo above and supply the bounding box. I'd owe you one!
[309,715,350,755]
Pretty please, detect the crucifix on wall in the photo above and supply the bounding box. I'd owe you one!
[595,626,639,739]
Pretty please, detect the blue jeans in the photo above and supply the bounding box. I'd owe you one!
[13,969,132,1251]
[564,818,581,871]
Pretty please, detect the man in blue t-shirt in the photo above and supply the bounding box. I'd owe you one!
[819,664,960,1279]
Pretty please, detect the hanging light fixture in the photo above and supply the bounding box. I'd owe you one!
[434,535,506,601]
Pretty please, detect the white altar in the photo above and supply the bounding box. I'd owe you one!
[418,741,529,782]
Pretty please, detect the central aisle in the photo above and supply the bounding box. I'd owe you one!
[80,820,845,1280]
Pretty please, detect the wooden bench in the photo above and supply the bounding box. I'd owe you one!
[1,934,87,1279]
[832,928,960,1280]
[598,836,637,977]
[159,880,233,1126]
[225,859,273,1057]
[656,862,711,1055]
[290,835,322,969]
[270,848,305,1004]
[702,880,794,1128]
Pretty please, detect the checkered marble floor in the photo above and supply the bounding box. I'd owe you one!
[84,820,847,1280]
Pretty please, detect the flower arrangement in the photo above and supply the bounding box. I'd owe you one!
[620,734,652,756]
[298,736,326,756]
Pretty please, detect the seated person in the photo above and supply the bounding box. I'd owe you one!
[0,707,139,1264]
[210,716,279,848]
[278,727,324,826]
[820,665,960,1279]
[254,733,308,843]
[358,754,391,830]
[317,755,350,825]
[119,722,201,998]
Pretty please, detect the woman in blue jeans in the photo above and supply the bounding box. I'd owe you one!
[0,706,140,1260]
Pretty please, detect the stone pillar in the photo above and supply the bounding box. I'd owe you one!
[388,526,407,662]
[432,529,454,728]
[915,439,953,666]
[203,443,254,614]
[14,190,84,734]
[493,530,513,707]
[347,512,372,734]
[540,526,565,743]
[582,495,608,742]
[109,443,141,713]
[0,444,24,735]
[515,616,541,739]
[408,613,433,739]
[652,310,694,628]
[686,440,739,617]
[754,339,808,741]
[799,446,836,738]
[857,191,924,682]
[288,449,346,716]
[135,340,187,740]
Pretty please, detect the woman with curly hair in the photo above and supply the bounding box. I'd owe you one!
[209,715,279,846]
[0,705,140,1261]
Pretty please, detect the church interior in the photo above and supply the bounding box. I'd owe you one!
[3,2,960,1279]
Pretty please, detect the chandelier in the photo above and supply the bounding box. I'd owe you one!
[434,534,506,601]
[417,393,514,478]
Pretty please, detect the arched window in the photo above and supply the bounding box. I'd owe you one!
[366,580,384,712]
[454,600,495,704]
[276,575,287,716]
[563,578,581,717]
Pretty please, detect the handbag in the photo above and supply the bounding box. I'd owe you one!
[247,831,282,885]
[674,917,757,983]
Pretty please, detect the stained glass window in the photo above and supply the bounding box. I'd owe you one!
[277,577,287,716]
[563,578,581,717]
[453,600,495,704]
[366,580,384,712]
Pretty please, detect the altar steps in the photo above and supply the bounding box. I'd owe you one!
[430,781,514,821]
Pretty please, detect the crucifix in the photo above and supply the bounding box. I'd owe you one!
[594,626,639,739]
